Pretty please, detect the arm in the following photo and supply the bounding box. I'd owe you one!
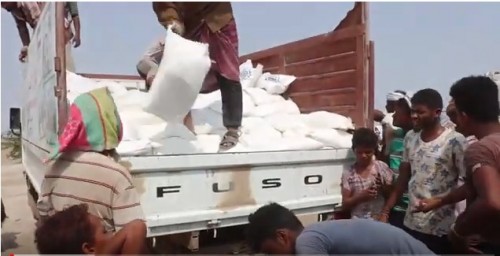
[96,219,148,255]
[67,2,80,35]
[341,187,365,211]
[438,185,468,206]
[381,132,413,213]
[340,173,364,211]
[454,143,500,237]
[14,15,31,47]
[381,162,411,214]
[379,162,394,199]
[136,39,163,88]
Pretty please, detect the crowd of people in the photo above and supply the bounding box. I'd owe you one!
[246,79,500,255]
[3,1,500,255]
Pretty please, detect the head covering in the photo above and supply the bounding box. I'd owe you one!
[399,91,413,109]
[47,87,123,161]
[386,90,406,101]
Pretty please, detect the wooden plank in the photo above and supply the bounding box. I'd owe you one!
[291,88,357,111]
[285,52,357,78]
[288,70,357,93]
[285,37,356,63]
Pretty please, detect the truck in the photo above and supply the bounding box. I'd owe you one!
[12,1,374,251]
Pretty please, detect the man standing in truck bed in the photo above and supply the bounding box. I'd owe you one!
[150,2,243,151]
[2,2,81,69]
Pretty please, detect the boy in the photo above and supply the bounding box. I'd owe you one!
[246,203,433,255]
[379,94,414,228]
[341,128,393,219]
[380,89,466,254]
[35,204,148,254]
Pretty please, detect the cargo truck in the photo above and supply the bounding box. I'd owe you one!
[11,1,374,250]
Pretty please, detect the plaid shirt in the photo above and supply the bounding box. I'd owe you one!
[341,160,393,219]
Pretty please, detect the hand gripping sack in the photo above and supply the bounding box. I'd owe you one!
[144,28,211,123]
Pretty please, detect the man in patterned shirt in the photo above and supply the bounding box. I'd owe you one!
[413,77,500,254]
[381,89,466,254]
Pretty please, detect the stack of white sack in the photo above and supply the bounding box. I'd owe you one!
[65,60,355,156]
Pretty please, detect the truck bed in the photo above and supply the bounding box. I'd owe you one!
[21,2,373,237]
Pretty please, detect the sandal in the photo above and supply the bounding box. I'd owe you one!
[219,130,240,152]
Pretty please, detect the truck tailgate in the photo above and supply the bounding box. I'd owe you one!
[123,149,351,236]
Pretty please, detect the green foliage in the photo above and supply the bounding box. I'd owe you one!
[1,131,22,160]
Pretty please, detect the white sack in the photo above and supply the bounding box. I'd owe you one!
[251,99,300,117]
[102,81,128,97]
[208,90,256,116]
[137,123,167,140]
[244,87,283,106]
[301,111,355,130]
[265,114,308,133]
[240,136,322,152]
[241,117,281,139]
[192,90,221,109]
[156,137,200,155]
[116,140,155,156]
[195,134,221,153]
[257,72,296,95]
[120,119,140,141]
[119,109,165,126]
[277,137,324,151]
[114,90,150,111]
[66,71,106,103]
[156,123,197,141]
[282,128,311,138]
[241,117,267,132]
[190,108,226,135]
[308,129,353,149]
[240,60,263,88]
[144,28,211,122]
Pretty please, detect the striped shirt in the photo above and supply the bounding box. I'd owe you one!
[37,151,145,232]
[388,128,410,212]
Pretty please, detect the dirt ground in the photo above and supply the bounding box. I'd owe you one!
[1,149,37,254]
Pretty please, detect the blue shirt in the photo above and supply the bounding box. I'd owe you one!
[295,219,434,255]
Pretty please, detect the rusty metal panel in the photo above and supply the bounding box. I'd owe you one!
[240,2,372,128]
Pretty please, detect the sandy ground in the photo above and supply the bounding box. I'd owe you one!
[1,150,37,254]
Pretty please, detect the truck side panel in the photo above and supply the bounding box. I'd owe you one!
[21,3,67,192]
[240,2,374,128]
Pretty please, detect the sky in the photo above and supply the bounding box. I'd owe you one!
[1,2,500,132]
